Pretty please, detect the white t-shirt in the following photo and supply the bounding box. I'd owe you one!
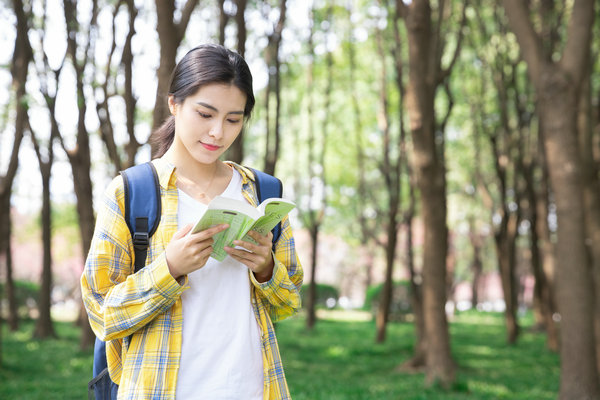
[175,169,263,400]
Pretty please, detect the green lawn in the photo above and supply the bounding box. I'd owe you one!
[0,311,559,399]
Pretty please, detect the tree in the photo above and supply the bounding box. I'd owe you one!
[502,0,599,398]
[300,2,333,330]
[1,0,34,339]
[397,0,467,386]
[29,118,58,339]
[60,0,101,350]
[151,0,199,152]
[222,0,249,163]
[95,0,142,172]
[263,0,287,176]
[374,0,403,344]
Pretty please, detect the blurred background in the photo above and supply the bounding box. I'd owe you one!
[1,0,599,399]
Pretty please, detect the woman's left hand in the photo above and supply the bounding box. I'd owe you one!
[225,231,274,282]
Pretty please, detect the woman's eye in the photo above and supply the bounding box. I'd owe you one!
[227,118,241,124]
[198,112,211,119]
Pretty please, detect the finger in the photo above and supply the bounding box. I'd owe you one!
[247,230,272,245]
[232,240,260,254]
[225,246,262,263]
[175,224,193,239]
[191,224,229,240]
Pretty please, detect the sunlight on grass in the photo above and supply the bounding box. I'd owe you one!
[1,311,559,400]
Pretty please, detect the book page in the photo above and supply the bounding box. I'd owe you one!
[242,199,296,243]
[192,209,256,261]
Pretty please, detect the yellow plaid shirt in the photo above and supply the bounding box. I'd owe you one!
[81,158,303,399]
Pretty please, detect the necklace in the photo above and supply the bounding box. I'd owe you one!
[177,164,219,202]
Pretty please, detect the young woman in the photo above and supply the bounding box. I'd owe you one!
[81,44,303,400]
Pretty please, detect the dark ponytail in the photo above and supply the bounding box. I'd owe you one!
[150,44,255,158]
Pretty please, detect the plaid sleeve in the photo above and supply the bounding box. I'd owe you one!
[250,215,303,322]
[80,176,185,341]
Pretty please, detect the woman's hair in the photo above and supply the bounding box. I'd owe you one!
[151,44,255,157]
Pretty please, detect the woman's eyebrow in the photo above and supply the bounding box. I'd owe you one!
[196,101,244,115]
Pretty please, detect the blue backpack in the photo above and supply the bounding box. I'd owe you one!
[88,162,283,400]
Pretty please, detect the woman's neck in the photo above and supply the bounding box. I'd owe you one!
[164,147,231,202]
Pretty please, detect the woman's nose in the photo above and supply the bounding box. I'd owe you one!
[208,120,224,138]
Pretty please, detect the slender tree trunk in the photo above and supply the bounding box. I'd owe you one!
[2,0,34,333]
[374,11,402,342]
[263,0,287,175]
[302,4,329,330]
[503,1,599,396]
[402,0,455,386]
[495,215,520,343]
[225,0,249,163]
[33,165,56,339]
[524,159,558,350]
[151,0,199,156]
[1,198,18,332]
[578,71,600,378]
[468,218,483,309]
[62,0,100,350]
[218,0,228,45]
[122,0,139,169]
[235,0,247,57]
[306,226,319,330]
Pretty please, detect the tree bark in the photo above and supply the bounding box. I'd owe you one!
[151,0,200,156]
[235,0,248,57]
[95,0,141,172]
[263,0,287,175]
[61,0,101,350]
[374,10,402,343]
[30,125,57,339]
[578,70,600,380]
[302,4,329,331]
[503,1,599,397]
[401,0,456,386]
[2,0,35,334]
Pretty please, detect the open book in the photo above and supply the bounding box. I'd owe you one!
[189,195,296,261]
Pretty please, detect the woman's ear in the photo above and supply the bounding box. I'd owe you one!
[168,95,178,116]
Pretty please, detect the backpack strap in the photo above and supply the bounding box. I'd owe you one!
[121,162,161,272]
[247,167,284,250]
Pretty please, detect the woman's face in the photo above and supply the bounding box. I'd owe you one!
[168,83,247,165]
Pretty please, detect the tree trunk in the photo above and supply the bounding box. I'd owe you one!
[1,197,19,332]
[305,226,319,330]
[578,70,600,379]
[302,4,328,331]
[218,0,228,45]
[61,0,100,350]
[495,217,520,344]
[151,0,199,156]
[374,11,402,342]
[2,0,35,333]
[235,0,247,57]
[542,72,599,399]
[376,213,398,343]
[403,0,455,386]
[468,218,483,309]
[535,130,559,351]
[503,1,599,397]
[33,166,56,339]
[263,0,287,175]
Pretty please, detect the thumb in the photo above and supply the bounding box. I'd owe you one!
[174,224,193,239]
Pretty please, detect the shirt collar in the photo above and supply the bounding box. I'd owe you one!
[151,157,256,189]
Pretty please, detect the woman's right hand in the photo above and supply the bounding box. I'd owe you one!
[165,223,229,280]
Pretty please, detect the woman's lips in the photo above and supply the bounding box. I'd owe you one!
[201,142,221,151]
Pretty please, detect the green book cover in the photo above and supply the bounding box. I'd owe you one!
[189,195,296,261]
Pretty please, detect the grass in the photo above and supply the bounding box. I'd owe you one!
[0,311,559,399]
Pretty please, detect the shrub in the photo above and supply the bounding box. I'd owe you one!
[0,280,40,319]
[301,283,339,309]
[364,281,412,322]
